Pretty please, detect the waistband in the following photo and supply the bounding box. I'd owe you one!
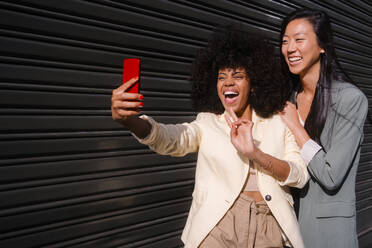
[237,193,271,215]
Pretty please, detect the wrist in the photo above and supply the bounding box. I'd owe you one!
[254,150,274,175]
[246,147,262,161]
[294,127,311,148]
[290,121,303,133]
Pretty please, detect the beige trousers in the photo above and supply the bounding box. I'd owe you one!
[199,193,283,248]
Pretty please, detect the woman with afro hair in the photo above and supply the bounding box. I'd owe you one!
[111,26,309,248]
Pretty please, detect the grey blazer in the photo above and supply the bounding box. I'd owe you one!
[295,80,368,248]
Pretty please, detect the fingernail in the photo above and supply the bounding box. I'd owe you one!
[139,95,144,100]
[139,102,143,107]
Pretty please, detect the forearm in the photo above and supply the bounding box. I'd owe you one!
[251,148,290,182]
[118,115,152,139]
[132,115,202,157]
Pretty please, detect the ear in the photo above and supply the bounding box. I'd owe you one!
[250,88,255,97]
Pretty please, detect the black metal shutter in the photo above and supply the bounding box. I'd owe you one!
[0,1,371,247]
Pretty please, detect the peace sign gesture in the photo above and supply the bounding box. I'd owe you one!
[224,108,257,158]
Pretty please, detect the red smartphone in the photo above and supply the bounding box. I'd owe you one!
[123,58,141,93]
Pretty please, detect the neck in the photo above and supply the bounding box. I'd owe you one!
[300,62,320,96]
[301,77,317,96]
[237,105,252,120]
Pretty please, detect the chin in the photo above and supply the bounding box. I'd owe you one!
[289,68,302,75]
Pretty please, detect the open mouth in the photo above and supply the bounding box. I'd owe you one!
[224,90,239,104]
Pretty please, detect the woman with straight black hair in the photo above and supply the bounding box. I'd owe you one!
[279,8,368,248]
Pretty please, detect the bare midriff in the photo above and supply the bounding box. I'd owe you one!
[242,167,264,202]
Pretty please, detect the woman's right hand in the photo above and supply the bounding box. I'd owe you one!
[279,101,302,131]
[111,77,143,124]
[279,101,310,148]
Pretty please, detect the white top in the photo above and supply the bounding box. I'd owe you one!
[243,166,259,191]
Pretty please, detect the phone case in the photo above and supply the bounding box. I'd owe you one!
[123,58,141,93]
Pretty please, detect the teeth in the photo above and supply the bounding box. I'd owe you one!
[224,91,239,98]
[289,57,302,62]
[224,91,238,96]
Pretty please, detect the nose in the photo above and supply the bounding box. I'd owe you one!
[287,40,296,53]
[224,76,235,86]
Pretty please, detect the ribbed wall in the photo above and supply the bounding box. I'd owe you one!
[0,1,371,247]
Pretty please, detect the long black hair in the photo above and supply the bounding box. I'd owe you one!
[280,9,353,143]
[191,25,291,118]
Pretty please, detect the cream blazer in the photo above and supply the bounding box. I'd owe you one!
[136,111,309,248]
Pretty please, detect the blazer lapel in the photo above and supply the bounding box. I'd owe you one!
[252,111,267,148]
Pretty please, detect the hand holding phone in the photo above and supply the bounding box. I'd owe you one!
[123,58,141,93]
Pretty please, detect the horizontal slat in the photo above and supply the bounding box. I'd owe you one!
[356,181,372,195]
[358,228,372,248]
[0,61,190,87]
[0,187,192,237]
[0,153,196,188]
[0,115,195,134]
[0,90,192,111]
[65,223,184,248]
[0,201,190,248]
[339,62,372,77]
[0,0,212,42]
[356,194,372,212]
[357,206,372,235]
[0,135,145,159]
[0,6,201,57]
[291,0,372,40]
[336,49,372,68]
[0,167,195,211]
[0,80,191,96]
[0,28,193,72]
[311,0,372,27]
[0,29,194,64]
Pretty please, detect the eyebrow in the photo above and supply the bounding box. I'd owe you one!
[283,32,307,37]
[218,71,245,76]
[232,71,245,75]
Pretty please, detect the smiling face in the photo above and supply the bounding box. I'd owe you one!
[281,18,324,80]
[217,67,251,118]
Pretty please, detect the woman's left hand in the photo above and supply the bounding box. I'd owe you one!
[225,109,257,158]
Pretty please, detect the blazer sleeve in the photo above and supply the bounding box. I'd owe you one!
[133,114,203,157]
[307,87,368,191]
[279,126,310,188]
